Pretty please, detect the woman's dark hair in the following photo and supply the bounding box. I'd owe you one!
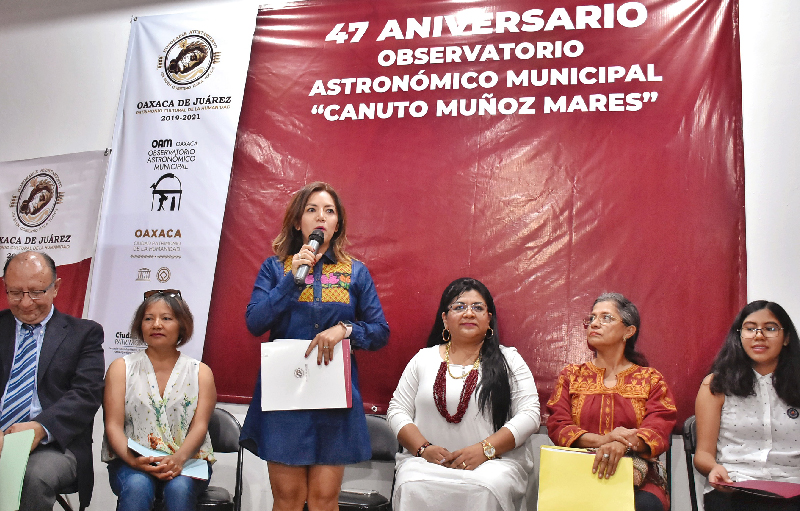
[709,300,800,406]
[592,292,649,367]
[130,293,194,347]
[272,181,350,262]
[426,278,511,431]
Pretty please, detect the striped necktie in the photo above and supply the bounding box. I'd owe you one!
[0,324,38,431]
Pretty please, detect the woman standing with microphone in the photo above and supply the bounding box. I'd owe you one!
[240,182,390,511]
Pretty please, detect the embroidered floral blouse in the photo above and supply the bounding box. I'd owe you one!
[245,248,389,351]
[546,362,677,509]
[546,361,676,453]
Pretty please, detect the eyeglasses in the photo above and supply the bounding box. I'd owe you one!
[144,289,182,300]
[448,302,488,315]
[740,326,783,339]
[5,279,56,302]
[583,314,619,328]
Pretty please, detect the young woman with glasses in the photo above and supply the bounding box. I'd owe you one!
[694,301,800,511]
[546,292,677,511]
[386,278,540,511]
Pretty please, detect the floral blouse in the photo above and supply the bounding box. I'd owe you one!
[101,351,214,463]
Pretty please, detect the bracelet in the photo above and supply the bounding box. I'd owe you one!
[337,321,352,338]
[416,442,431,457]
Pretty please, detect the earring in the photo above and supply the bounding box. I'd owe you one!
[485,327,494,339]
[442,329,451,342]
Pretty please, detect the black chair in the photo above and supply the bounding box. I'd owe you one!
[682,415,699,511]
[59,409,242,511]
[197,407,244,511]
[151,407,243,511]
[338,414,398,511]
[302,414,398,511]
[55,484,80,511]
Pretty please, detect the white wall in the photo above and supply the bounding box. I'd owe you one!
[740,1,800,312]
[2,0,798,510]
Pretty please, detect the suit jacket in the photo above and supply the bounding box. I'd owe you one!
[0,308,105,508]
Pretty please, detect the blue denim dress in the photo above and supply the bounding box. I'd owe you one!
[240,250,389,465]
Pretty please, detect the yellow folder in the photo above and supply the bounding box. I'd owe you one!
[0,429,35,511]
[538,445,635,511]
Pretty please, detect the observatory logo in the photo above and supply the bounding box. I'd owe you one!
[151,173,182,212]
[8,169,64,232]
[158,31,220,89]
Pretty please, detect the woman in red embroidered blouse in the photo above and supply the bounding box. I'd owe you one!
[546,292,677,511]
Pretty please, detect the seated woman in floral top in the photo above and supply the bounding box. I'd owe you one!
[102,290,216,511]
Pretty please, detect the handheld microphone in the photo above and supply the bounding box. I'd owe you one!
[294,229,325,285]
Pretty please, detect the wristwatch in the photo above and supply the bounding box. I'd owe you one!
[338,320,352,338]
[481,439,496,460]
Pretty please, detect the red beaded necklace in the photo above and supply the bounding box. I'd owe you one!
[433,342,481,423]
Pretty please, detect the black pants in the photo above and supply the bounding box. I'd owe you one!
[705,489,800,511]
[635,489,664,511]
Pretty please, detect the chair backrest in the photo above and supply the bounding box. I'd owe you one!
[682,415,699,511]
[683,415,696,454]
[365,414,399,462]
[208,408,242,453]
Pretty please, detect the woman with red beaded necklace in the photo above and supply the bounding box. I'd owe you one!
[387,278,540,511]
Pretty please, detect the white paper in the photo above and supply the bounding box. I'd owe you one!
[261,338,352,411]
[127,438,209,480]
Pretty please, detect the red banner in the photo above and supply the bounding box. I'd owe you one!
[204,0,744,428]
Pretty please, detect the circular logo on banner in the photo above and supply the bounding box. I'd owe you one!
[788,408,799,419]
[162,34,216,87]
[10,170,63,232]
[157,267,171,283]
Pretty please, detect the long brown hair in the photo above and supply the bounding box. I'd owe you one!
[272,182,350,262]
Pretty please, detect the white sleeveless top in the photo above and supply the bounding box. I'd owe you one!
[706,370,800,492]
[102,351,214,463]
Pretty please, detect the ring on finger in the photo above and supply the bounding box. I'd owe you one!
[603,453,610,459]
[461,462,467,468]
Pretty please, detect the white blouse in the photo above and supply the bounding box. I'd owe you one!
[102,351,214,463]
[708,370,800,491]
[387,345,540,450]
[386,345,540,511]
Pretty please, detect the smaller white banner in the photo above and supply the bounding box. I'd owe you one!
[0,151,107,265]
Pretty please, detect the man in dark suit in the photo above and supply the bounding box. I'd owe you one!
[0,251,104,510]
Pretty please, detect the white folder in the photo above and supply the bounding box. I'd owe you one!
[261,339,352,411]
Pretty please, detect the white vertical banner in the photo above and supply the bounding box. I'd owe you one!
[89,6,256,364]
